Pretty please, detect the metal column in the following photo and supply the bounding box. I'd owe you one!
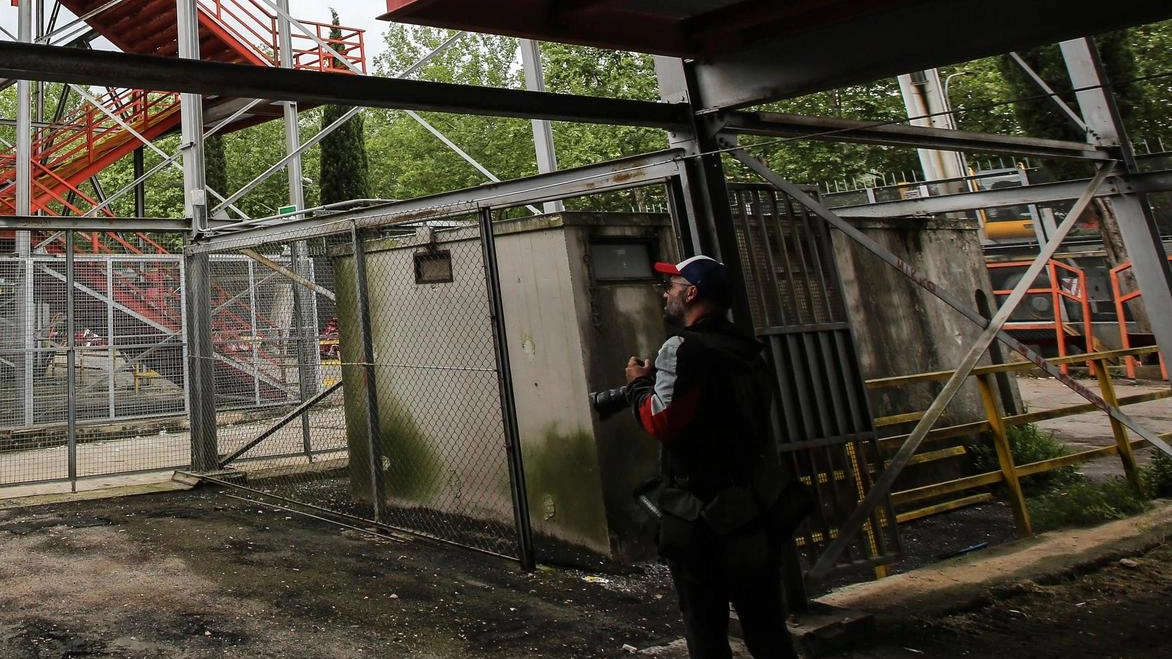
[349,224,384,522]
[178,0,218,470]
[478,208,535,571]
[1061,38,1172,382]
[66,231,77,490]
[653,56,753,328]
[897,69,968,193]
[519,39,564,214]
[278,0,322,454]
[15,0,34,426]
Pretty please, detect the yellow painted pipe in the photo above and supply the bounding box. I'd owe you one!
[983,219,1035,240]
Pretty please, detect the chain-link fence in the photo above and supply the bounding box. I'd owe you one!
[209,214,522,557]
[194,179,684,564]
[0,234,334,495]
[0,244,189,493]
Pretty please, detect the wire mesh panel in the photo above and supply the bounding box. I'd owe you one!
[728,183,901,576]
[209,254,307,409]
[210,218,518,558]
[1,242,190,493]
[0,256,33,429]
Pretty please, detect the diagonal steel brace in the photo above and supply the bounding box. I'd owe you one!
[727,146,1172,582]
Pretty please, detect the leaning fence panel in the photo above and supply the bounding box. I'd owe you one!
[207,218,518,558]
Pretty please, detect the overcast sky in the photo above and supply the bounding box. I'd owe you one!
[0,1,392,68]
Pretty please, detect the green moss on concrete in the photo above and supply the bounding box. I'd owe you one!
[333,254,440,503]
[344,381,441,503]
[377,394,441,499]
[521,425,609,550]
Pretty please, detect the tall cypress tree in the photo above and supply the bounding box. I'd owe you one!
[319,10,371,208]
[204,133,228,208]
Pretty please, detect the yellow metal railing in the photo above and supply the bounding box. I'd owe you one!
[867,346,1171,537]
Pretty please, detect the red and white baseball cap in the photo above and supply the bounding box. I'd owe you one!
[654,255,732,307]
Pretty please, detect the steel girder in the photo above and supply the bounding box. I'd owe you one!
[185,148,687,253]
[689,0,1172,111]
[0,42,690,129]
[826,170,1172,218]
[0,215,188,231]
[722,112,1112,161]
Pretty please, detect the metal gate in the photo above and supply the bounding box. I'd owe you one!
[0,249,189,495]
[728,183,901,576]
[206,215,525,560]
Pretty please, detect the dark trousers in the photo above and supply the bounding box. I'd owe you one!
[667,526,799,659]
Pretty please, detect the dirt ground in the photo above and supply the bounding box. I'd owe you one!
[1,485,1170,659]
[0,486,681,659]
[828,542,1172,659]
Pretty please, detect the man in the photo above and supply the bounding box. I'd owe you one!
[624,255,799,659]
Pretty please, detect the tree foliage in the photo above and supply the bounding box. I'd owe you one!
[319,10,371,208]
[204,133,228,202]
[738,80,921,189]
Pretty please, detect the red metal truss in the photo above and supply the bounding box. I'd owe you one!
[1,0,366,223]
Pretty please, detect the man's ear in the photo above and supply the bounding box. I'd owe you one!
[685,286,700,304]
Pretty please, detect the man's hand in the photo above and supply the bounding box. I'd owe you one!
[625,356,653,384]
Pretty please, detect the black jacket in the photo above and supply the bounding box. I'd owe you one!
[626,314,775,503]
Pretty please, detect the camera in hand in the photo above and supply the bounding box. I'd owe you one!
[589,386,631,420]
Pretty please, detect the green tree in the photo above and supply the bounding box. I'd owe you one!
[368,26,534,200]
[1126,19,1172,145]
[204,133,228,204]
[996,31,1143,181]
[737,80,921,189]
[319,10,370,207]
[540,43,666,169]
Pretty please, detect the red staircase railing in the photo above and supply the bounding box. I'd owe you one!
[1111,257,1170,380]
[202,0,366,72]
[0,87,181,216]
[2,1,365,219]
[988,260,1095,374]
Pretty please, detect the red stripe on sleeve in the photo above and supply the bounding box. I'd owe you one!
[637,386,701,444]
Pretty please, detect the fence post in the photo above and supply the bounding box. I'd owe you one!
[350,223,385,523]
[976,373,1032,537]
[478,208,535,571]
[184,251,219,472]
[1092,357,1142,495]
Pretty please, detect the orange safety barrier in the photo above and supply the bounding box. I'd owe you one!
[204,0,367,73]
[1110,257,1170,380]
[987,260,1094,374]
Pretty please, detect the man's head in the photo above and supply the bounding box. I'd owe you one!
[654,255,732,325]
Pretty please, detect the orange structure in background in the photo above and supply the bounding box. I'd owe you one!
[1111,257,1170,380]
[1,0,365,231]
[2,1,366,397]
[987,259,1094,374]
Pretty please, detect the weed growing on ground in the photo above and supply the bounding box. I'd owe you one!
[1028,475,1148,531]
[1141,450,1172,498]
[969,423,1171,531]
[969,423,1080,492]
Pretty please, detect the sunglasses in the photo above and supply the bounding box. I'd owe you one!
[657,280,693,292]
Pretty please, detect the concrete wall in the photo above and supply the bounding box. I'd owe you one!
[831,216,1018,429]
[563,214,677,559]
[332,213,675,557]
[333,227,516,529]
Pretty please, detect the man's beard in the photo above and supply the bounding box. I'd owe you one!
[662,301,685,326]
